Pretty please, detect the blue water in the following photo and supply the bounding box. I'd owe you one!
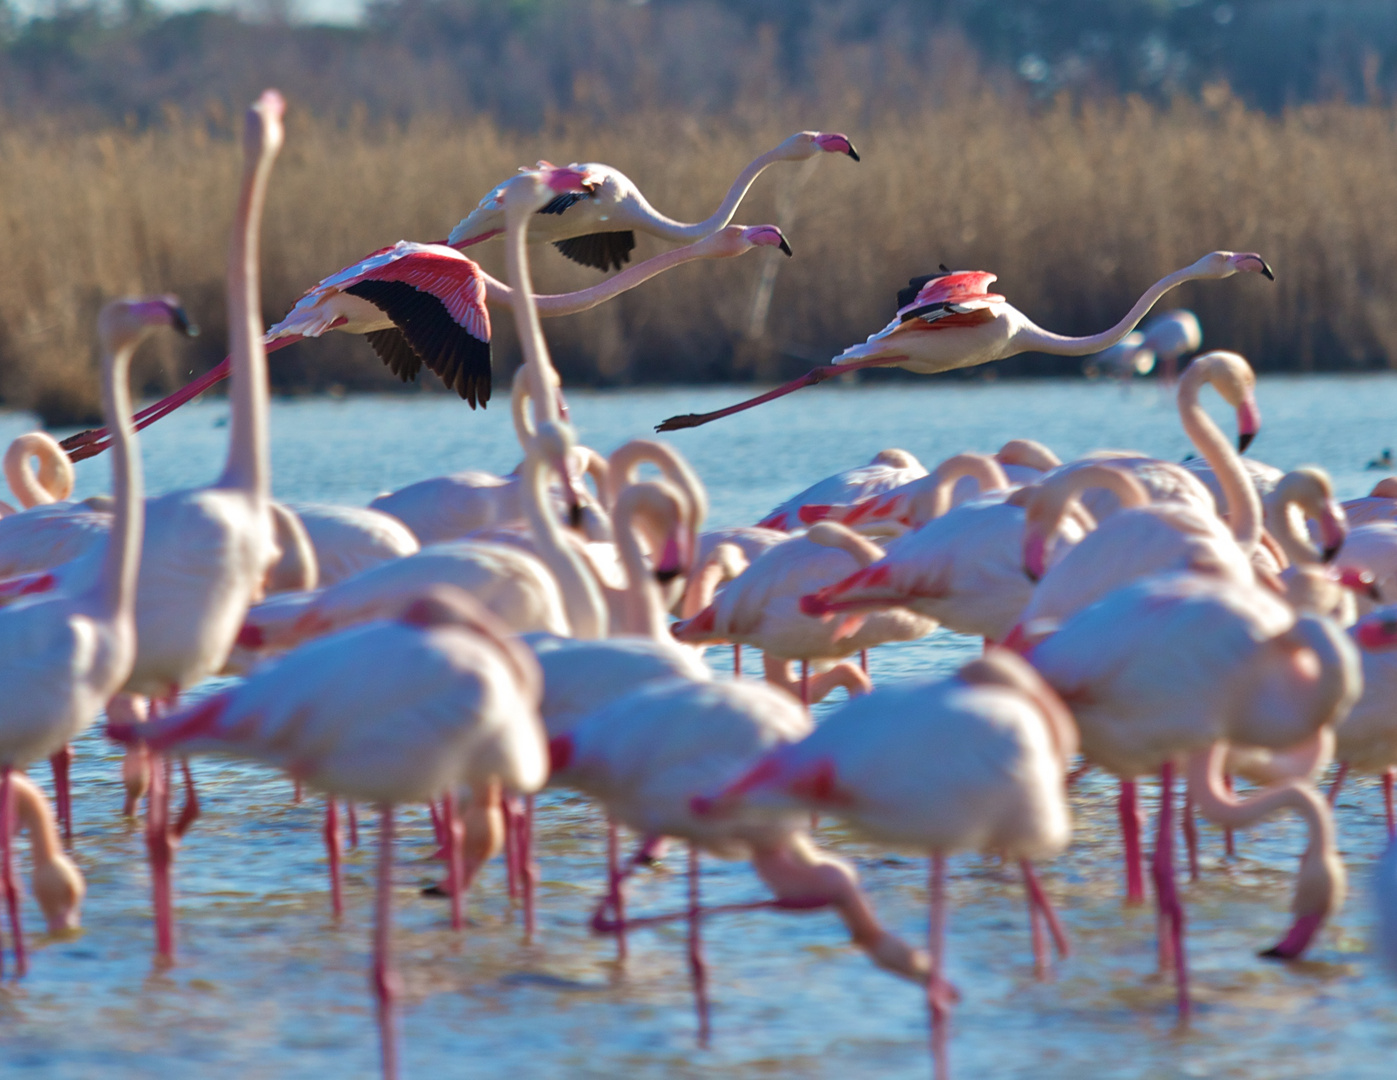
[3,375,1397,1078]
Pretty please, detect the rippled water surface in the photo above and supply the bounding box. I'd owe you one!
[5,375,1397,1078]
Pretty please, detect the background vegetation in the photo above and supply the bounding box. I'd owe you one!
[2,0,1396,421]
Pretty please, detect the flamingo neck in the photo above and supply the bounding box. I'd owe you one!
[1035,464,1148,552]
[1010,264,1208,358]
[919,453,1009,520]
[219,132,275,497]
[612,498,669,641]
[504,200,561,431]
[522,448,608,640]
[606,440,708,525]
[618,144,790,242]
[1177,371,1261,554]
[805,522,885,568]
[4,434,72,508]
[92,338,143,625]
[10,774,62,866]
[1264,476,1323,566]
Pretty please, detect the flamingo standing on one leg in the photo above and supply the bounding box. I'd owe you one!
[0,293,188,973]
[61,224,792,461]
[657,251,1273,431]
[697,650,1077,1078]
[108,586,547,1080]
[448,130,856,269]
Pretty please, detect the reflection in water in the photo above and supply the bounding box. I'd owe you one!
[4,377,1397,1076]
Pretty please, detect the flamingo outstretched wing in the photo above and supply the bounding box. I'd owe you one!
[894,271,1005,329]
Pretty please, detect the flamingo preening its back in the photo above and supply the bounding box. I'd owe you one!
[61,224,792,462]
[448,130,855,270]
[657,252,1273,431]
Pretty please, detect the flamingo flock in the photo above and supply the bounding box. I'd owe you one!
[4,89,1397,1080]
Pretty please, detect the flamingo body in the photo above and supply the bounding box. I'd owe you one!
[756,450,925,531]
[286,502,420,585]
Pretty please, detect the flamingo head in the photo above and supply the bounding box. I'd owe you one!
[812,132,861,160]
[533,421,588,527]
[1189,351,1261,451]
[501,165,601,218]
[34,850,85,935]
[1355,606,1397,651]
[99,295,198,354]
[245,88,286,163]
[776,131,861,162]
[1192,250,1275,281]
[742,225,793,256]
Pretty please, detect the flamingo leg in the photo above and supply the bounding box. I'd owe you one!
[1119,780,1145,905]
[732,643,741,679]
[325,797,343,919]
[501,795,520,902]
[1386,770,1395,839]
[800,660,809,706]
[1182,789,1200,882]
[174,759,200,839]
[347,801,359,849]
[1223,773,1236,859]
[687,843,711,1047]
[373,804,402,1080]
[443,792,464,932]
[607,818,628,962]
[859,649,869,675]
[521,794,538,942]
[1021,859,1070,969]
[146,753,175,963]
[1,765,23,977]
[49,745,73,845]
[656,355,910,431]
[292,777,304,804]
[1327,761,1350,806]
[427,798,445,852]
[928,852,951,1080]
[1152,762,1189,1021]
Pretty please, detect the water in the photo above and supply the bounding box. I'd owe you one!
[5,375,1397,1078]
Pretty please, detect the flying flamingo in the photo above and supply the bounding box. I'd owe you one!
[696,649,1077,1078]
[108,586,548,1080]
[0,293,188,974]
[656,251,1273,431]
[61,224,792,462]
[448,130,856,269]
[549,675,925,1045]
[1028,571,1359,1017]
[755,449,926,532]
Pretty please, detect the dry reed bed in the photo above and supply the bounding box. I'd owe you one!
[1,90,1395,422]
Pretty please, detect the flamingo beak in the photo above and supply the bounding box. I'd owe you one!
[1233,253,1275,280]
[1259,910,1325,959]
[814,132,860,161]
[653,532,686,586]
[1023,532,1047,583]
[1357,615,1397,650]
[778,235,793,257]
[1236,395,1261,453]
[1337,566,1380,601]
[1318,502,1348,562]
[167,304,199,338]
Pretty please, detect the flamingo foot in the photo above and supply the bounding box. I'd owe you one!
[632,834,668,866]
[1260,912,1326,960]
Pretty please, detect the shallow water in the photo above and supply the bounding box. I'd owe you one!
[5,375,1397,1078]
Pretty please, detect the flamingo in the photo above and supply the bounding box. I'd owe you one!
[61,224,791,462]
[1028,571,1360,1016]
[108,586,548,1080]
[697,649,1076,1078]
[1341,477,1397,528]
[799,452,1010,536]
[755,449,926,532]
[673,523,936,703]
[657,251,1273,430]
[4,771,85,935]
[1327,606,1397,832]
[0,432,76,515]
[548,675,924,1045]
[0,292,189,973]
[282,502,420,585]
[447,130,856,269]
[1083,309,1202,383]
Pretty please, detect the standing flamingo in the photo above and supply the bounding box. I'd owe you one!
[657,252,1273,430]
[755,449,926,532]
[108,586,547,1080]
[799,452,1010,536]
[697,650,1077,1078]
[448,131,856,268]
[61,224,791,461]
[0,293,188,973]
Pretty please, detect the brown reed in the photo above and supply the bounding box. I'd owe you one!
[1,84,1395,424]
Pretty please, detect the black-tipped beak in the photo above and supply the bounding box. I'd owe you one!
[845,143,860,162]
[779,236,793,257]
[1260,260,1275,281]
[654,567,682,586]
[171,306,199,338]
[1323,544,1342,564]
[568,502,584,530]
[1024,566,1040,585]
[1237,432,1255,453]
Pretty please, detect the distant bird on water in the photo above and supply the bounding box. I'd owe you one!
[657,254,1272,432]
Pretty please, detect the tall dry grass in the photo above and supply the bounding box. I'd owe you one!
[2,85,1397,423]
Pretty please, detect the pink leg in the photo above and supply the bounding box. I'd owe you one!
[859,649,869,675]
[1328,761,1350,806]
[687,843,711,1047]
[521,794,538,942]
[1,766,24,977]
[927,853,951,1079]
[428,799,445,851]
[49,745,73,845]
[443,793,464,932]
[1152,762,1190,1021]
[1021,859,1070,969]
[1119,780,1145,905]
[325,797,343,919]
[175,760,200,839]
[373,804,402,1080]
[501,795,520,902]
[1182,788,1199,882]
[1223,773,1237,859]
[607,818,628,962]
[146,753,175,963]
[1386,770,1395,838]
[733,644,741,679]
[656,354,910,431]
[347,801,359,849]
[293,777,303,804]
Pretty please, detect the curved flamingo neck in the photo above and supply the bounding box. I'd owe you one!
[619,143,792,242]
[1177,364,1261,554]
[10,773,63,867]
[522,445,608,640]
[606,440,708,525]
[503,195,562,432]
[5,433,72,508]
[804,522,885,567]
[219,113,278,497]
[919,453,1009,520]
[1264,474,1325,566]
[92,334,143,624]
[996,439,1061,472]
[1011,264,1210,358]
[611,489,672,640]
[1034,464,1148,548]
